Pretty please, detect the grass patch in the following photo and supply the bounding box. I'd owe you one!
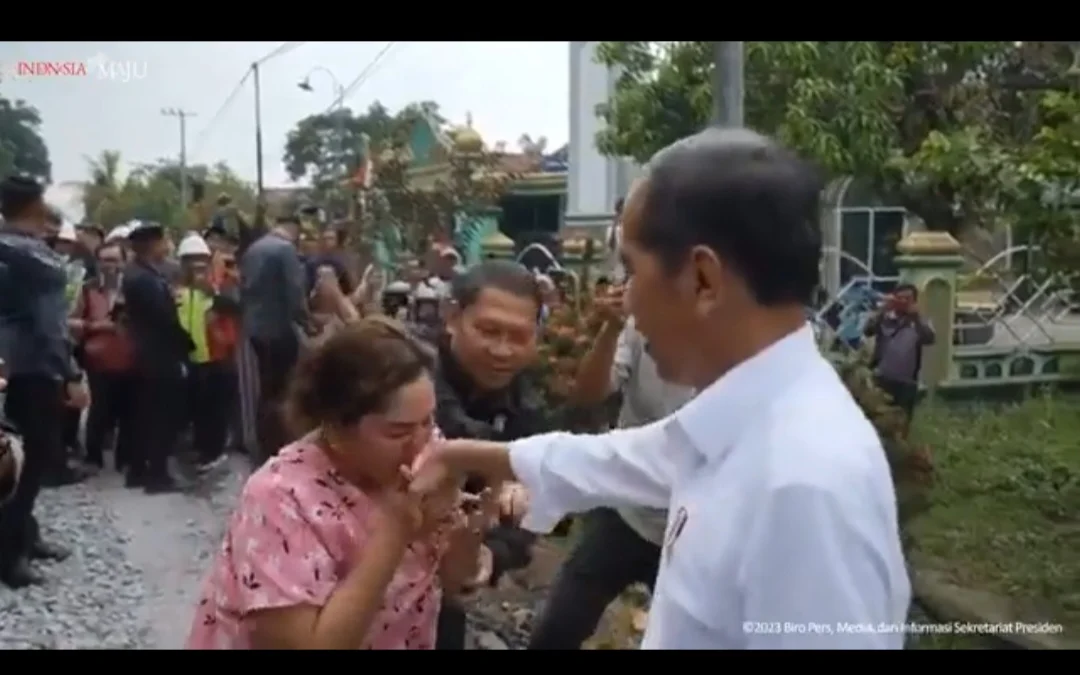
[909,394,1080,639]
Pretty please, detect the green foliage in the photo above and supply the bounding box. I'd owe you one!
[595,41,1080,236]
[82,150,255,231]
[910,396,1080,631]
[359,105,513,262]
[0,93,51,182]
[282,100,444,216]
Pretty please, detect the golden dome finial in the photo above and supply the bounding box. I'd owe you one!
[453,113,483,153]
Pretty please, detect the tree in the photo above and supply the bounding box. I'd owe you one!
[594,41,1080,234]
[360,111,515,262]
[82,150,256,231]
[282,101,446,215]
[0,93,51,182]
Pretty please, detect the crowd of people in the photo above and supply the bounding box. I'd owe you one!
[1,126,916,649]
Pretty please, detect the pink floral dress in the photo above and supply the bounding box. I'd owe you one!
[186,438,444,649]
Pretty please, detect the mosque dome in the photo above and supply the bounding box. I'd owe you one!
[451,112,484,153]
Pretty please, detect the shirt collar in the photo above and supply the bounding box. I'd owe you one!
[671,323,820,463]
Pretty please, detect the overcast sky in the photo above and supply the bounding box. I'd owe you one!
[1,41,569,193]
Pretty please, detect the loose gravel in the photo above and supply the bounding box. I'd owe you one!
[0,457,247,650]
[0,455,549,650]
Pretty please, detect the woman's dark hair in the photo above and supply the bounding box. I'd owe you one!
[285,317,434,435]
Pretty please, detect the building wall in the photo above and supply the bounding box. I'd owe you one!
[567,42,635,227]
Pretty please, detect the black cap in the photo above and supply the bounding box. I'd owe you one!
[128,221,165,241]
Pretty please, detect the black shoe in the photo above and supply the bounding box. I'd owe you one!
[0,557,45,589]
[143,474,188,495]
[40,466,89,488]
[30,539,71,562]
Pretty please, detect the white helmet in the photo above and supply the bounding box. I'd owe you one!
[105,225,131,243]
[57,220,78,243]
[177,233,211,258]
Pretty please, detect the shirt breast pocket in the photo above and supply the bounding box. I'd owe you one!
[661,501,740,635]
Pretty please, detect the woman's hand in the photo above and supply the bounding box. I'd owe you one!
[440,490,499,592]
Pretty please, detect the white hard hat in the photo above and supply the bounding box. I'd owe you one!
[57,220,78,242]
[414,284,438,301]
[105,225,131,243]
[177,233,211,258]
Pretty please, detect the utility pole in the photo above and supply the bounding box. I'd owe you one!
[712,42,745,127]
[252,61,265,205]
[161,107,197,211]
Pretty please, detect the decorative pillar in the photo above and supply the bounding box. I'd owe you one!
[893,231,963,388]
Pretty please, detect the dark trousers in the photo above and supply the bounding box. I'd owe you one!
[0,375,64,571]
[85,371,135,467]
[63,408,81,451]
[128,370,184,481]
[436,524,537,649]
[250,335,299,464]
[875,375,919,422]
[528,508,661,650]
[188,361,231,464]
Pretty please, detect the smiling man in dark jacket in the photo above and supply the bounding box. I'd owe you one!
[432,260,549,649]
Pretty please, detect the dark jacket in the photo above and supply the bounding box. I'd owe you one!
[433,338,550,584]
[121,259,193,375]
[240,233,307,342]
[0,229,78,381]
[434,339,549,443]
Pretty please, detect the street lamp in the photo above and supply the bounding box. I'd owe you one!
[298,66,348,214]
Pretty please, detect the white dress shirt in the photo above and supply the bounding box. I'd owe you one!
[509,324,910,649]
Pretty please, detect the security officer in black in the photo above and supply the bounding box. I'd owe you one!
[122,221,193,493]
[432,261,550,649]
[0,176,90,588]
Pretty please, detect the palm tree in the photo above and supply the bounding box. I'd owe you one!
[83,150,137,226]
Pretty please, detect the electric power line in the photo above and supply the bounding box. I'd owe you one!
[189,42,308,159]
[256,41,306,67]
[189,70,251,158]
[327,42,398,111]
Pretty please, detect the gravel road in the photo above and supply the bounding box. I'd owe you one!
[0,455,549,650]
[0,456,247,649]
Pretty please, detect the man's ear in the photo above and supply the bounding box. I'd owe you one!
[444,303,463,338]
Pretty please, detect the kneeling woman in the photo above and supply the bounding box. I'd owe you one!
[187,318,487,649]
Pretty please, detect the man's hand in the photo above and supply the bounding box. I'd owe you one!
[65,380,90,410]
[496,483,529,525]
[594,285,627,326]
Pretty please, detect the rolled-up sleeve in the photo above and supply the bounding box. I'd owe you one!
[738,484,906,649]
[508,420,675,533]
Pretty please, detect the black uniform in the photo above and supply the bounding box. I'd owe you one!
[432,338,548,649]
[121,259,193,489]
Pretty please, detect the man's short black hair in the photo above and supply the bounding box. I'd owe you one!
[894,282,918,299]
[450,260,541,313]
[0,175,45,222]
[614,196,625,216]
[640,128,824,306]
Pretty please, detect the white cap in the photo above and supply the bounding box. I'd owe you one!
[385,280,411,294]
[105,225,131,243]
[57,220,78,242]
[177,233,211,258]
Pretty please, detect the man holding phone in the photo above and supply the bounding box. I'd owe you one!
[863,283,936,428]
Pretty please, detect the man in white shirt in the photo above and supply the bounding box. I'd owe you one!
[412,128,911,649]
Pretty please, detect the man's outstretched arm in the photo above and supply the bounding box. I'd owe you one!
[425,420,676,534]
